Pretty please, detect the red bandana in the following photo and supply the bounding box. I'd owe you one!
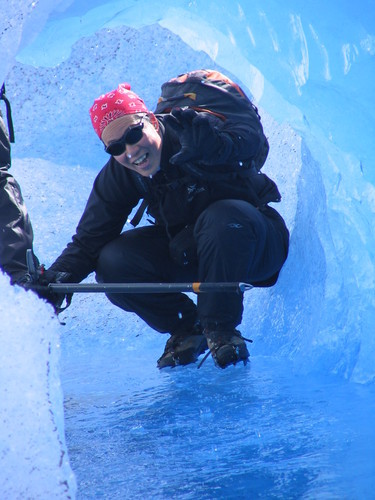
[89,83,149,138]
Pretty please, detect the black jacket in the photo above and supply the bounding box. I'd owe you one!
[51,115,282,281]
[0,112,34,282]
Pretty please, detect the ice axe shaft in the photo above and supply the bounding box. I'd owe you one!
[48,282,253,294]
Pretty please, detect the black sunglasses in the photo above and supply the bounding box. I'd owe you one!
[104,120,144,156]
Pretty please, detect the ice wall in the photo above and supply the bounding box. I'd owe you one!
[15,0,375,182]
[1,3,374,496]
[0,273,76,498]
[0,0,76,497]
[0,0,63,84]
[7,11,375,383]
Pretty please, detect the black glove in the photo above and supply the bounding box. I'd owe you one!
[163,107,233,166]
[22,267,75,313]
[37,268,75,313]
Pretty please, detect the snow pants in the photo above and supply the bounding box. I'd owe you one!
[96,199,289,334]
[0,112,34,283]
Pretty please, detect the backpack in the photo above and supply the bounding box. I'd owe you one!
[130,70,271,227]
[154,69,269,171]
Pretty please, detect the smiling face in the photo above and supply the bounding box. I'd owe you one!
[102,114,162,177]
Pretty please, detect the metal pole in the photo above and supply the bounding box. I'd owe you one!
[48,282,253,294]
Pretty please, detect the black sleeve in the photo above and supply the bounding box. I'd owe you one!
[0,168,34,282]
[195,113,264,167]
[218,117,264,163]
[162,111,264,170]
[50,159,141,281]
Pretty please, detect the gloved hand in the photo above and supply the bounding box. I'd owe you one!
[23,267,75,313]
[37,268,75,313]
[163,107,233,166]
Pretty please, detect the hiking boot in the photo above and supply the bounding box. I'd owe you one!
[202,329,251,369]
[157,331,208,368]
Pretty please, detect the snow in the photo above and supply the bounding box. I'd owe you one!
[1,0,375,498]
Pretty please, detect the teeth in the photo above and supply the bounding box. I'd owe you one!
[134,153,147,166]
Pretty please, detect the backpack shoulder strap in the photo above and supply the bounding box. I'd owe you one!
[0,84,15,143]
[128,173,151,227]
[130,198,148,227]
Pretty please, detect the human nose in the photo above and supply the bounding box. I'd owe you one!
[124,142,140,159]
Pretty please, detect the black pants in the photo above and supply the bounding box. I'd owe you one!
[96,199,289,335]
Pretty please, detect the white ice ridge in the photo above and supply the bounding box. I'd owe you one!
[0,273,76,498]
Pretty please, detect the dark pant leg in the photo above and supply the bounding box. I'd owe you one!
[194,199,289,330]
[96,225,198,334]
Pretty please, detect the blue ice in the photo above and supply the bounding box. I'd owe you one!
[1,1,375,498]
